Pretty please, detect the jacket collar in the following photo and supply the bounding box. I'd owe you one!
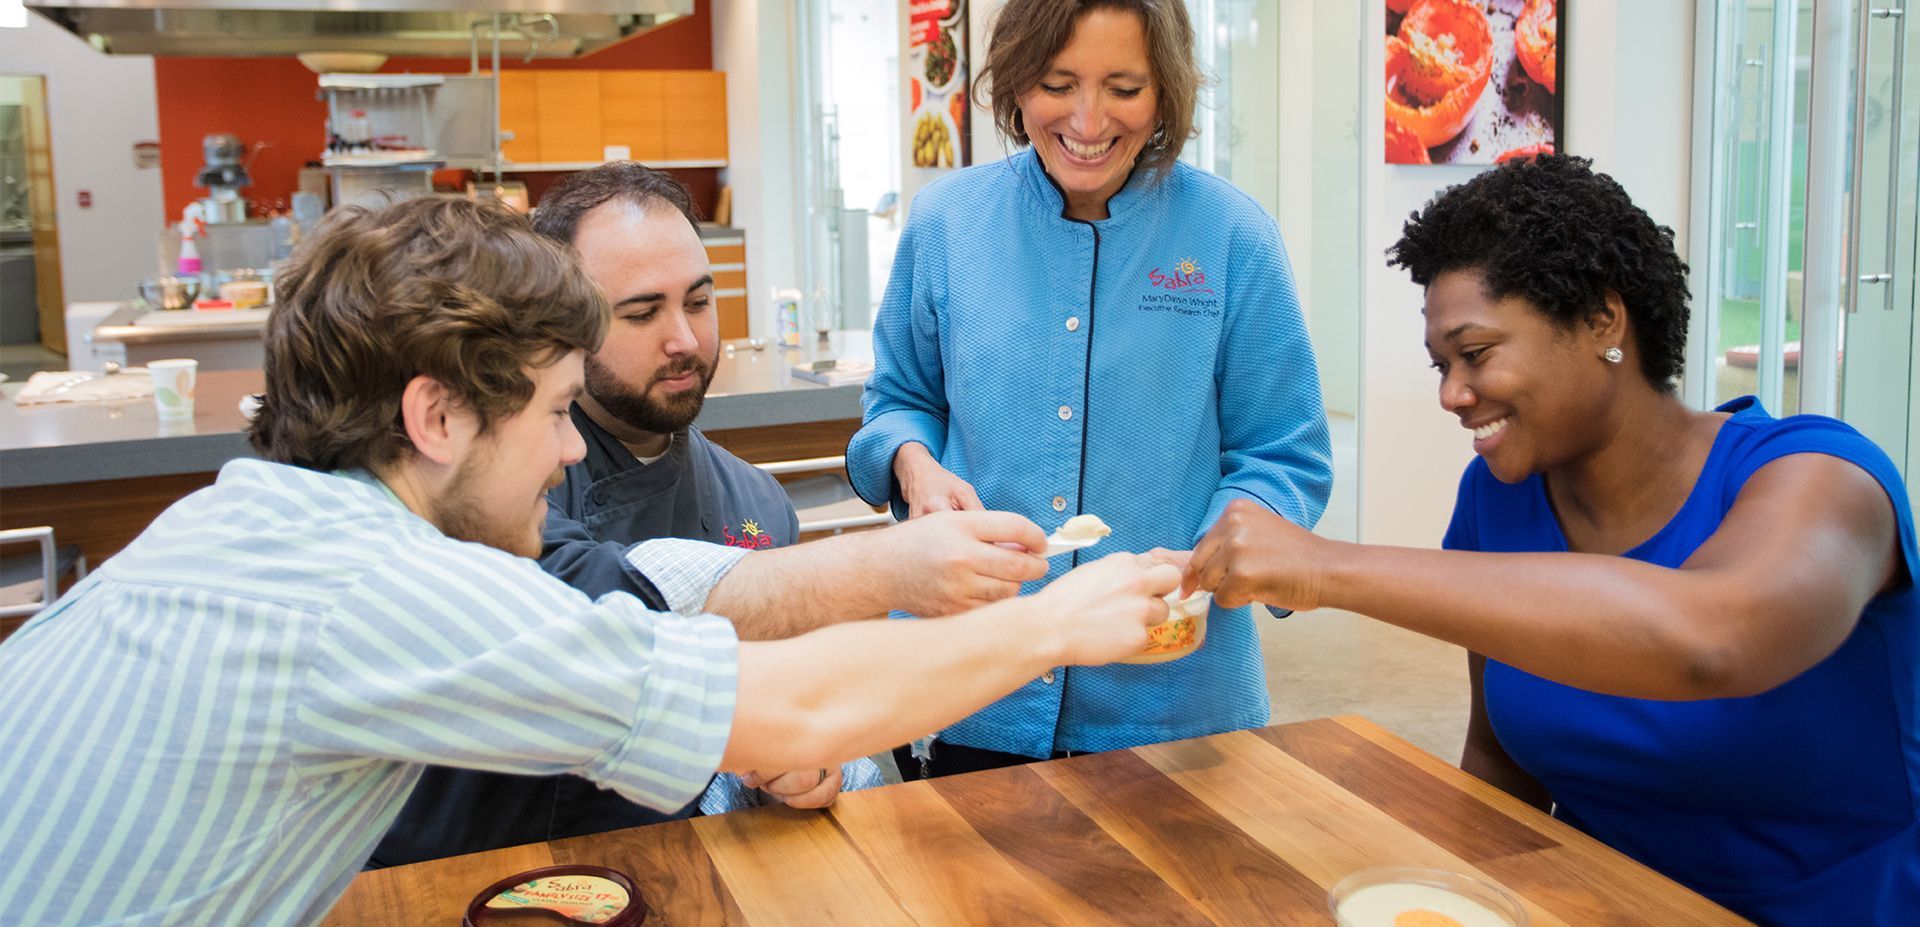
[1012,145,1158,225]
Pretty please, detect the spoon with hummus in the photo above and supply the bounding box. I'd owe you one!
[1044,513,1112,557]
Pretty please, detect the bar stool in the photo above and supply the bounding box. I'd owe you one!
[0,526,89,637]
[756,455,894,537]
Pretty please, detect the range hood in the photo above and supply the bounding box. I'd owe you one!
[28,0,693,58]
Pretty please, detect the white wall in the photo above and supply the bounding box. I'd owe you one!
[1304,1,1364,418]
[1357,0,1696,547]
[0,15,164,308]
[714,0,802,338]
[967,0,1008,168]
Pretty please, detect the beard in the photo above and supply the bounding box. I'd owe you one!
[584,350,716,436]
[431,447,562,559]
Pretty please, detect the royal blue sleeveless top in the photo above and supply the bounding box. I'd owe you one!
[1443,397,1920,924]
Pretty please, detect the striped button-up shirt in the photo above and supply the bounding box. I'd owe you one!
[0,459,743,926]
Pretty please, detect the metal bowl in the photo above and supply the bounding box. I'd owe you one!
[138,276,200,311]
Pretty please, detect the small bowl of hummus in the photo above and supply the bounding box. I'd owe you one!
[1328,866,1527,927]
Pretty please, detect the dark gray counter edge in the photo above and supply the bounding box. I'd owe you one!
[3,434,258,489]
[2,385,866,490]
[692,383,865,431]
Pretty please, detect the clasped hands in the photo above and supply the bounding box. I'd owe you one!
[739,766,842,809]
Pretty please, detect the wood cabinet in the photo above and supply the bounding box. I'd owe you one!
[498,71,542,163]
[500,69,727,167]
[600,72,667,162]
[531,72,603,164]
[662,71,728,162]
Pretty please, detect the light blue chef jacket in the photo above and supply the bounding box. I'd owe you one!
[848,148,1333,756]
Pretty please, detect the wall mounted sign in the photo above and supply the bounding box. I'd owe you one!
[1385,0,1563,165]
[907,0,970,172]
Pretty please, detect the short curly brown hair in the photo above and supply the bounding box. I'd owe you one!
[977,0,1200,177]
[248,197,609,472]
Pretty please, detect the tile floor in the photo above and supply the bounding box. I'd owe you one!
[1282,412,1471,761]
[1260,604,1469,760]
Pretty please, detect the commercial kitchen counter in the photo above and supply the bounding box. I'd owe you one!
[84,226,752,372]
[0,332,875,564]
[88,304,273,371]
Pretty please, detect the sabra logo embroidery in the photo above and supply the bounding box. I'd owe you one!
[1147,256,1216,295]
[722,518,775,549]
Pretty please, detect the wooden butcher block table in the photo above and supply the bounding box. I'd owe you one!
[324,716,1746,925]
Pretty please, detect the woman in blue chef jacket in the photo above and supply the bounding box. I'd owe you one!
[1185,154,1919,925]
[846,0,1333,778]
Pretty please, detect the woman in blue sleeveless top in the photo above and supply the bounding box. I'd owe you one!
[1184,155,1918,925]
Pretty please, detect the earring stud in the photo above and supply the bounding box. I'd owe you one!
[1604,346,1624,364]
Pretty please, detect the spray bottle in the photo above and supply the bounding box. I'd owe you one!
[176,202,207,278]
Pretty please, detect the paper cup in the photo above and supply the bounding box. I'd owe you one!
[149,358,198,420]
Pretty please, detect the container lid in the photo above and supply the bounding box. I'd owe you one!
[463,865,646,927]
[1328,866,1526,927]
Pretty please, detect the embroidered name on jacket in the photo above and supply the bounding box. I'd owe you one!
[1148,257,1215,294]
[1141,257,1222,318]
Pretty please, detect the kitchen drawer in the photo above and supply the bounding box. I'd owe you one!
[716,291,749,340]
[704,418,862,464]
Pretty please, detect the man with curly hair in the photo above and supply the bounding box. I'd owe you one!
[1183,155,1920,923]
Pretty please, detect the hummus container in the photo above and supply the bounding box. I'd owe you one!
[1329,866,1526,927]
[464,865,645,926]
[217,280,268,309]
[1119,589,1211,664]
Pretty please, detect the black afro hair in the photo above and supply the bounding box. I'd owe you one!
[1387,154,1690,391]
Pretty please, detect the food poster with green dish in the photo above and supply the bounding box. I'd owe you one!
[907,0,969,172]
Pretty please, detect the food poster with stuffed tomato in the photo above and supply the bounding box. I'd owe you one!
[1384,0,1563,165]
[907,0,970,173]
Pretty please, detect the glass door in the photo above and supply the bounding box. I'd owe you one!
[1695,0,1920,502]
[795,0,904,333]
[1695,0,1812,417]
[1838,0,1918,475]
[1194,0,1364,543]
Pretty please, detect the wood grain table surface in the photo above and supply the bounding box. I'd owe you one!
[323,716,1748,926]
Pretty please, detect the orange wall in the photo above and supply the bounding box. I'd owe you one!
[154,0,713,219]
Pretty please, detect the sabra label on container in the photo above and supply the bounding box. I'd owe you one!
[485,875,630,924]
[1143,615,1197,652]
